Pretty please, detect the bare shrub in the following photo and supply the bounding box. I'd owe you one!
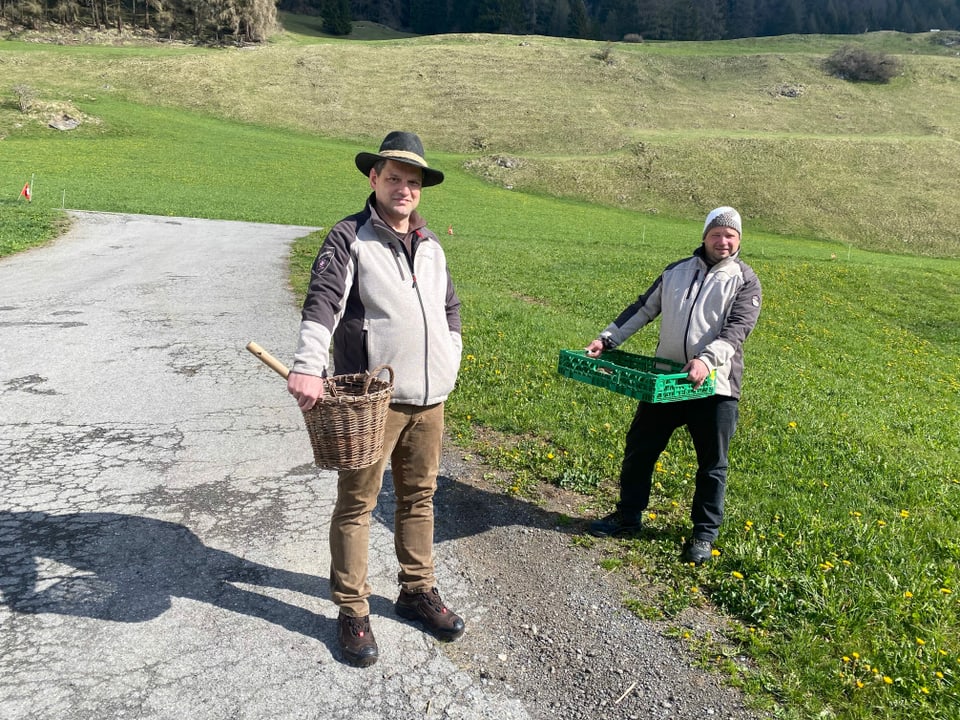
[622,33,643,43]
[12,85,38,113]
[823,46,901,83]
[593,42,616,65]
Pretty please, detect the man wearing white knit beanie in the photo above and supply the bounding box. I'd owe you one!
[584,206,762,565]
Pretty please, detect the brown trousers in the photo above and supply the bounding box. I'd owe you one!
[329,402,445,617]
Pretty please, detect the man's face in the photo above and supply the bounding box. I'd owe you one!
[703,225,741,264]
[370,160,423,229]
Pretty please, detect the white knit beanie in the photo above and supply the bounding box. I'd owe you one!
[702,207,742,239]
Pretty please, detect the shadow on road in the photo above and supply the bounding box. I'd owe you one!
[374,469,586,544]
[2,467,585,648]
[0,511,331,643]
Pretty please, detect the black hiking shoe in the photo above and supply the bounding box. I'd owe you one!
[588,510,643,538]
[337,613,379,667]
[395,587,465,641]
[682,538,715,565]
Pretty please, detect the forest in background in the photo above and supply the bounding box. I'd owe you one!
[2,0,959,43]
[334,0,960,40]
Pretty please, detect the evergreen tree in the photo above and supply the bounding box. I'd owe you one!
[322,0,351,34]
[567,0,589,36]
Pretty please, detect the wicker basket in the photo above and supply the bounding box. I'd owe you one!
[245,342,394,471]
[301,366,394,470]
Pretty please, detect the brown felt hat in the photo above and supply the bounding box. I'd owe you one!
[355,131,444,187]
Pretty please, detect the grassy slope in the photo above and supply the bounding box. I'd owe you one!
[2,30,959,256]
[1,26,959,719]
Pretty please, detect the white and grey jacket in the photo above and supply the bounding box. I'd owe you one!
[599,246,761,399]
[292,195,462,406]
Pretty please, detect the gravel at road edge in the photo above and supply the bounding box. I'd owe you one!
[434,447,765,720]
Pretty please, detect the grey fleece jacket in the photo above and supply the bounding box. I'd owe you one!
[599,246,761,399]
[292,195,462,406]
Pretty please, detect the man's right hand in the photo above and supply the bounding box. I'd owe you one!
[585,339,605,358]
[287,371,326,411]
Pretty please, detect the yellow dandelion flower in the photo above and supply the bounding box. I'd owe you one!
[941,588,953,595]
[917,638,926,646]
[904,591,914,598]
[851,511,862,518]
[936,672,944,679]
[843,656,851,663]
[787,421,797,429]
[690,586,699,593]
[900,509,910,518]
[883,676,893,685]
[852,652,860,660]
[877,520,887,527]
[732,571,744,580]
[711,548,721,557]
[921,687,930,695]
[648,512,657,520]
[855,680,864,689]
[939,650,948,656]
[546,452,554,460]
[671,501,679,508]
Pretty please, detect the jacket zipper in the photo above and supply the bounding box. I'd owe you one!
[396,232,432,404]
[391,244,406,280]
[682,266,706,362]
[411,272,431,404]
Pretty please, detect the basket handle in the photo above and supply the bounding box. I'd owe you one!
[246,341,290,379]
[364,364,394,393]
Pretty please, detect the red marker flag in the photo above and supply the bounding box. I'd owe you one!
[19,182,31,202]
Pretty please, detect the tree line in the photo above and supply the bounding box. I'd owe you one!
[308,0,960,40]
[3,0,958,43]
[2,0,278,42]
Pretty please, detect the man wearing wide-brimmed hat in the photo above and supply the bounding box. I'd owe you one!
[288,131,464,667]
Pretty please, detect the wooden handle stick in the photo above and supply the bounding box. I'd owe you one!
[246,341,290,379]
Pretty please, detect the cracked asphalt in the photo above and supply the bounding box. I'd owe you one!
[0,211,527,720]
[1,211,759,720]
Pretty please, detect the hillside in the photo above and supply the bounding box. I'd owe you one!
[2,29,959,256]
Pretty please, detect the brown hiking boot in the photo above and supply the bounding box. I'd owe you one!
[395,587,465,641]
[337,612,378,667]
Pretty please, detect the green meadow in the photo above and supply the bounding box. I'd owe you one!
[1,22,958,719]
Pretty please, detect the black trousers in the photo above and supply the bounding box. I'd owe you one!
[616,395,739,542]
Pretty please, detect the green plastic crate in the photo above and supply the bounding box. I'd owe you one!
[557,349,716,403]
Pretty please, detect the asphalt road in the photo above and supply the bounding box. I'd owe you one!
[0,211,529,720]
